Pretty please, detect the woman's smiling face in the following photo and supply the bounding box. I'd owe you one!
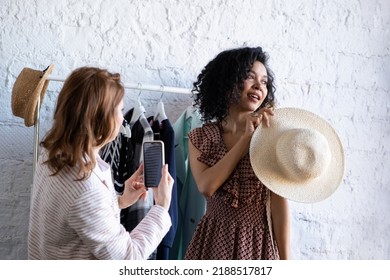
[238,60,269,112]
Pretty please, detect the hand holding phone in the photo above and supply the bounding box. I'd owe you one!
[120,164,147,208]
[152,164,174,210]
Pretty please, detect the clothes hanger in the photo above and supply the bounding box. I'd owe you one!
[119,119,131,138]
[155,85,167,122]
[130,84,146,125]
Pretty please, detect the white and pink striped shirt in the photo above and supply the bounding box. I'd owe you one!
[28,150,171,260]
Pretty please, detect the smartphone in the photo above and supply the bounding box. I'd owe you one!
[142,140,165,188]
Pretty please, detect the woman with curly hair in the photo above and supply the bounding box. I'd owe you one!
[184,47,290,260]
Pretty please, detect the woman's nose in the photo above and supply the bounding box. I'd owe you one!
[252,82,260,90]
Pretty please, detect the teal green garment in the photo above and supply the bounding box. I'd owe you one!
[170,106,204,260]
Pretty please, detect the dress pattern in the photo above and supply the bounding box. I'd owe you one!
[184,123,279,260]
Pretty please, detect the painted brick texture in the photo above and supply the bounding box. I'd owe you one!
[0,0,389,259]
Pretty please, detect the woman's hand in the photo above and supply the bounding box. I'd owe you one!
[258,106,275,127]
[153,164,174,210]
[243,107,275,139]
[252,107,275,128]
[119,163,147,209]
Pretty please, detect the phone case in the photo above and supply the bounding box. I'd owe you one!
[142,140,165,188]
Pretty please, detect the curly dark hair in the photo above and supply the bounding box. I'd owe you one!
[192,46,276,123]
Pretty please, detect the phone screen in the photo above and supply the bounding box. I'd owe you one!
[143,141,164,188]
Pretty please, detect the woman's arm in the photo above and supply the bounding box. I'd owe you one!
[270,191,290,260]
[188,132,251,197]
[69,188,171,260]
[189,109,273,198]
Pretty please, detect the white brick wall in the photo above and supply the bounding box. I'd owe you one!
[1,0,389,259]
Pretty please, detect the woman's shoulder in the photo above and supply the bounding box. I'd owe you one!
[188,122,223,153]
[189,122,220,138]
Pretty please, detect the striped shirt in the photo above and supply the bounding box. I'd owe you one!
[28,150,171,260]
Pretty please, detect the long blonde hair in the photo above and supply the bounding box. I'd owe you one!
[41,67,124,180]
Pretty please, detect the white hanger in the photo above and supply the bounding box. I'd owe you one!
[155,86,168,122]
[119,122,131,138]
[130,84,146,125]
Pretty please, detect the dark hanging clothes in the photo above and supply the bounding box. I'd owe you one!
[149,117,178,260]
[102,108,156,260]
[121,109,154,224]
[100,118,132,193]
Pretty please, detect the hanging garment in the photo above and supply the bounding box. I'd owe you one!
[100,119,132,193]
[148,116,178,260]
[121,108,156,260]
[170,106,204,260]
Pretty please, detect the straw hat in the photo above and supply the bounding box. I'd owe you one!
[11,64,54,127]
[249,107,344,203]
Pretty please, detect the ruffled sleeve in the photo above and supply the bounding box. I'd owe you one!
[188,123,225,166]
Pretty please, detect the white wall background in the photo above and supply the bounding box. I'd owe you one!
[0,0,389,260]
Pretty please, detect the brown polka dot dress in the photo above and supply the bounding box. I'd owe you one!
[184,123,279,260]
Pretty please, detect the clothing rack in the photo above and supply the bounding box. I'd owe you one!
[33,75,192,175]
[47,75,192,95]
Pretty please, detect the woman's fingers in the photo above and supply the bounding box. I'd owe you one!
[132,163,144,178]
[258,107,275,128]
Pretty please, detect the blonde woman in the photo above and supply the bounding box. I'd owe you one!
[28,67,174,260]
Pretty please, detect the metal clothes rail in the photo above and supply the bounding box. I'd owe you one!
[47,76,192,94]
[33,75,192,174]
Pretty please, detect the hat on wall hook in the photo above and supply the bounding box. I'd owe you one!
[11,64,54,127]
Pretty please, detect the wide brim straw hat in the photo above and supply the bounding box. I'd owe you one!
[249,107,344,203]
[11,64,54,127]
